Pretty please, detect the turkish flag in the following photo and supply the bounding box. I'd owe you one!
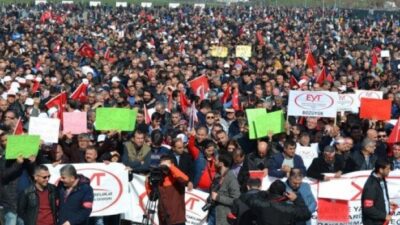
[290,75,299,88]
[232,88,241,111]
[78,43,95,58]
[371,52,378,66]
[13,117,24,135]
[40,11,52,23]
[31,80,41,93]
[45,92,67,120]
[179,91,190,113]
[388,118,400,144]
[360,98,392,121]
[70,83,88,103]
[189,75,209,100]
[305,52,317,71]
[221,84,231,103]
[316,67,327,85]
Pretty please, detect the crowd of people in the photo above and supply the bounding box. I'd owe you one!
[0,2,400,225]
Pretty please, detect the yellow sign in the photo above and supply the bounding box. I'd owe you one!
[235,45,252,58]
[210,46,228,58]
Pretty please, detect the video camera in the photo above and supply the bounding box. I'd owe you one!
[148,165,170,201]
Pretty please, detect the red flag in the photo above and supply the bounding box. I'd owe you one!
[232,88,240,111]
[40,11,52,23]
[143,104,151,125]
[179,42,185,55]
[70,83,88,103]
[256,30,265,46]
[371,52,378,66]
[104,48,117,63]
[179,91,190,113]
[189,75,209,100]
[290,75,299,88]
[78,43,95,58]
[326,74,334,83]
[388,119,400,144]
[31,80,41,93]
[45,92,67,109]
[316,67,327,85]
[305,52,317,71]
[13,117,23,135]
[52,14,64,25]
[167,93,173,112]
[221,84,231,103]
[234,58,247,69]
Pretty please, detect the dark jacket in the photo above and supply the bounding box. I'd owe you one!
[268,153,306,178]
[172,151,194,181]
[229,189,259,225]
[361,172,390,225]
[18,184,58,225]
[248,191,312,225]
[306,155,345,180]
[237,152,270,192]
[344,151,378,173]
[58,174,94,225]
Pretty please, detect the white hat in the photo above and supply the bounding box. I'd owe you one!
[111,76,121,82]
[51,77,57,82]
[223,63,230,68]
[7,89,16,96]
[3,76,12,83]
[24,98,34,106]
[25,74,34,80]
[35,76,42,82]
[16,77,26,84]
[97,134,107,142]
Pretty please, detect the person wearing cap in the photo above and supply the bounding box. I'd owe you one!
[307,145,345,181]
[248,180,311,225]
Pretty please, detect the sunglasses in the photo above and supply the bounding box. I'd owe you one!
[38,175,51,179]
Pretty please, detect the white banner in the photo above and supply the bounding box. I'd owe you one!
[337,94,358,113]
[288,91,338,118]
[296,143,319,169]
[29,117,60,143]
[47,163,129,217]
[355,90,383,107]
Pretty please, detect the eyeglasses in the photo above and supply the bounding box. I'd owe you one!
[207,116,215,119]
[38,175,51,179]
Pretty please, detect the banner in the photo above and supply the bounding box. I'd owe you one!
[47,163,129,217]
[5,135,40,159]
[337,94,358,113]
[288,91,338,118]
[95,108,137,131]
[235,45,252,58]
[28,117,60,143]
[355,90,383,107]
[210,46,228,58]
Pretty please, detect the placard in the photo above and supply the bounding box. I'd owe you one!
[28,117,60,143]
[296,143,319,169]
[63,112,87,134]
[288,90,339,118]
[210,46,228,58]
[168,3,180,8]
[35,0,47,4]
[61,0,73,4]
[116,2,127,7]
[235,45,252,58]
[5,135,41,159]
[141,2,152,7]
[337,94,358,113]
[89,1,101,6]
[95,108,137,131]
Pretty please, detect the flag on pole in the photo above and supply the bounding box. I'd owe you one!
[305,52,317,71]
[143,104,151,125]
[78,43,95,58]
[13,117,24,135]
[70,83,88,103]
[179,91,190,113]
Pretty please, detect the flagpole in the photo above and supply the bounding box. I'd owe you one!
[396,117,400,142]
[253,121,257,139]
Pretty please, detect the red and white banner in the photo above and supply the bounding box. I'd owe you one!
[48,163,129,217]
[288,91,338,118]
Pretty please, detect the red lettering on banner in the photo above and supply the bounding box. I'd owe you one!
[306,94,322,102]
[350,181,363,200]
[185,197,200,210]
[90,172,106,186]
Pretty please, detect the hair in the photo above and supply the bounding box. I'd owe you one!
[269,180,286,195]
[151,129,164,146]
[361,138,375,150]
[196,125,208,134]
[374,159,391,173]
[132,129,146,138]
[34,164,49,176]
[217,152,233,168]
[60,164,77,178]
[160,154,175,164]
[289,168,304,179]
[151,112,162,121]
[284,139,296,149]
[171,137,183,148]
[86,145,98,153]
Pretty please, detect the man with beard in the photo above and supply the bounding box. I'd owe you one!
[307,146,345,181]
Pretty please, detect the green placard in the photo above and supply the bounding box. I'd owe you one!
[95,108,137,131]
[265,110,285,135]
[5,135,41,159]
[246,108,268,139]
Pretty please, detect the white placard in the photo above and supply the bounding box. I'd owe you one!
[28,117,60,143]
[168,3,180,8]
[193,3,205,9]
[61,0,73,4]
[118,30,124,39]
[116,1,127,7]
[381,50,390,58]
[141,2,152,7]
[35,0,47,5]
[288,90,339,118]
[296,143,319,169]
[48,163,129,217]
[89,1,101,6]
[354,90,383,107]
[337,94,358,113]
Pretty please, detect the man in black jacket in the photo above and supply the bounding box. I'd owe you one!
[307,146,345,181]
[362,159,396,225]
[18,165,58,225]
[171,137,194,189]
[344,138,378,173]
[248,180,311,225]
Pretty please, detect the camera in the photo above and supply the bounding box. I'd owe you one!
[148,165,170,201]
[202,196,213,211]
[202,176,221,211]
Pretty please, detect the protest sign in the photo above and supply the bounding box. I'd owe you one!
[116,2,127,7]
[288,91,338,118]
[337,94,358,113]
[95,108,137,131]
[296,143,319,169]
[381,50,390,58]
[89,1,101,6]
[360,98,392,120]
[5,135,40,159]
[63,112,87,134]
[355,90,383,107]
[235,45,252,58]
[209,46,228,58]
[246,108,268,139]
[61,0,73,3]
[28,117,60,143]
[48,163,129,217]
[35,0,47,4]
[317,198,349,223]
[265,110,284,135]
[168,3,180,8]
[193,3,205,9]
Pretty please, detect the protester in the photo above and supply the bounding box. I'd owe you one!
[307,146,345,181]
[269,140,306,178]
[18,165,57,225]
[344,138,378,173]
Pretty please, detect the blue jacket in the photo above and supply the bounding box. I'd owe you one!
[285,181,317,225]
[268,153,306,178]
[58,174,94,225]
